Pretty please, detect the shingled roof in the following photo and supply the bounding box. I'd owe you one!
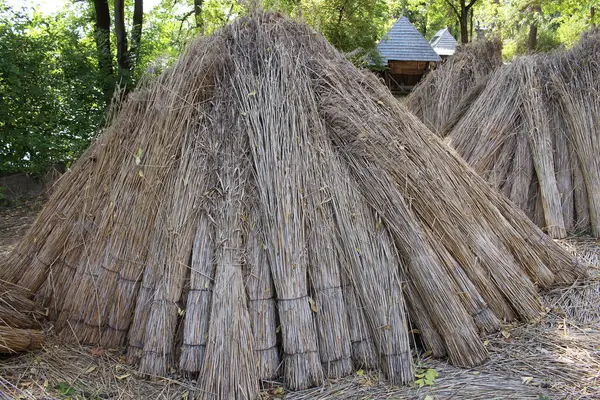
[377,16,441,63]
[430,27,458,56]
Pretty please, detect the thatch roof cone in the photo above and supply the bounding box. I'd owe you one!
[448,31,600,239]
[0,12,585,397]
[407,39,503,135]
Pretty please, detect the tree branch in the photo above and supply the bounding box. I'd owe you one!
[129,0,143,71]
[443,0,460,17]
[176,9,195,44]
[466,0,479,11]
[114,0,130,76]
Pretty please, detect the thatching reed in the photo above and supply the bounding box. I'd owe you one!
[0,11,585,398]
[0,281,44,353]
[407,39,502,134]
[448,31,600,238]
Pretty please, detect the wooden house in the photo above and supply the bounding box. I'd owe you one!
[430,27,458,60]
[376,16,441,92]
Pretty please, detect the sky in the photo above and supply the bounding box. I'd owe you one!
[5,0,163,15]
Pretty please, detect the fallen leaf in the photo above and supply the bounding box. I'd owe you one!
[483,340,489,346]
[135,147,144,165]
[308,297,318,313]
[424,368,439,385]
[85,366,97,374]
[356,369,364,376]
[472,371,480,376]
[522,376,534,384]
[115,373,131,381]
[501,329,511,339]
[248,90,257,97]
[424,395,435,400]
[270,386,284,395]
[90,347,105,357]
[55,382,74,396]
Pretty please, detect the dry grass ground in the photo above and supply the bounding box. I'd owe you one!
[1,200,599,399]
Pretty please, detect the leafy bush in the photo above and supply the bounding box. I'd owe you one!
[0,4,104,176]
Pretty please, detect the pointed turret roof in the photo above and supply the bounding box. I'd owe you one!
[377,16,441,63]
[430,27,458,56]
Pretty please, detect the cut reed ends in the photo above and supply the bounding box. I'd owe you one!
[0,11,586,398]
[0,282,44,353]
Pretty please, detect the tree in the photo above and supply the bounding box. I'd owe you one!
[91,0,144,99]
[92,0,113,104]
[0,3,104,174]
[442,0,480,43]
[301,0,389,54]
[194,0,204,28]
[510,0,542,53]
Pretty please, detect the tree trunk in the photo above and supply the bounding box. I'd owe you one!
[92,0,113,104]
[194,0,204,29]
[459,7,469,44]
[129,0,144,71]
[444,0,479,44]
[114,0,130,85]
[469,7,473,41]
[528,23,537,53]
[527,2,541,54]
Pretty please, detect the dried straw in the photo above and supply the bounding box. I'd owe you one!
[0,326,44,353]
[0,11,586,397]
[407,39,502,135]
[448,31,600,238]
[0,281,44,353]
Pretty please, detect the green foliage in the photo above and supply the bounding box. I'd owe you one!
[55,382,74,397]
[502,23,563,60]
[0,2,104,175]
[302,0,389,54]
[414,367,439,387]
[391,0,456,39]
[1,0,597,178]
[493,0,597,59]
[135,0,245,79]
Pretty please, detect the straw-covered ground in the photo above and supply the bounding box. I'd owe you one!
[1,203,599,399]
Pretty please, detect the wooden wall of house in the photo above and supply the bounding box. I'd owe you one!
[385,60,431,90]
[388,60,428,75]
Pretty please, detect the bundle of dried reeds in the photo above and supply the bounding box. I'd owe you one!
[0,281,44,353]
[448,31,600,238]
[407,39,502,134]
[0,11,585,398]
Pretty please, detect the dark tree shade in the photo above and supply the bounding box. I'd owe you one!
[93,0,113,103]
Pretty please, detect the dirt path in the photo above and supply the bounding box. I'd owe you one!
[0,200,43,261]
